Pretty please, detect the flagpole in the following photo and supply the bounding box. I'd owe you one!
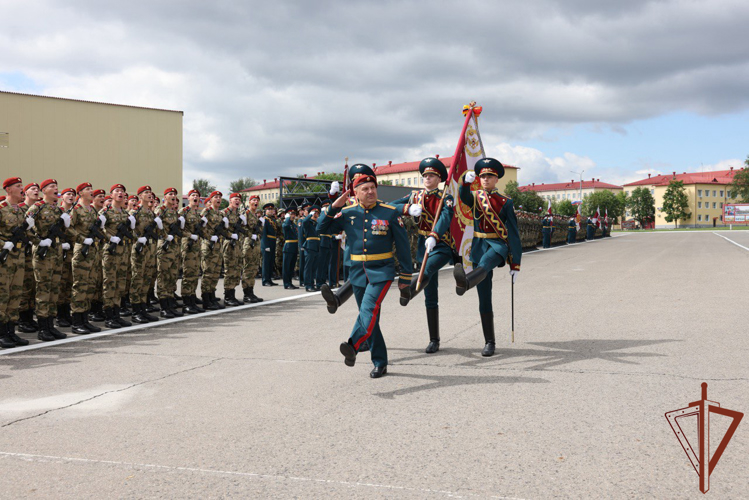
[511,279,515,343]
[415,104,476,292]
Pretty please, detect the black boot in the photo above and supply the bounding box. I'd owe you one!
[37,317,58,341]
[190,295,205,313]
[148,289,159,305]
[90,301,106,322]
[131,303,150,324]
[169,297,184,317]
[56,303,72,327]
[194,295,203,305]
[17,309,38,333]
[173,293,183,304]
[425,307,440,354]
[114,306,131,327]
[481,312,495,357]
[160,298,175,319]
[119,297,132,317]
[71,312,92,334]
[82,310,101,333]
[243,287,262,303]
[104,307,121,329]
[201,293,219,311]
[47,316,67,339]
[7,322,29,346]
[401,275,430,306]
[321,281,354,314]
[183,296,200,315]
[224,289,241,307]
[454,264,488,296]
[1,323,18,348]
[212,293,225,310]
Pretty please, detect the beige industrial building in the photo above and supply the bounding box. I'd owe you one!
[0,90,182,195]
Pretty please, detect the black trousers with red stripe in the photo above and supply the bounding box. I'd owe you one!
[350,280,392,368]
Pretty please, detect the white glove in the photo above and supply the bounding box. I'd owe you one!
[258,217,265,226]
[178,216,185,229]
[137,237,147,244]
[26,217,35,229]
[190,234,198,241]
[98,215,106,228]
[425,236,437,253]
[3,241,14,251]
[83,238,93,246]
[284,214,291,219]
[60,213,71,228]
[265,247,270,252]
[408,204,423,217]
[335,234,343,240]
[210,235,218,243]
[229,233,237,240]
[510,269,519,284]
[110,236,121,245]
[128,215,136,229]
[61,242,71,251]
[201,216,208,226]
[166,235,174,242]
[222,217,229,228]
[251,234,258,241]
[465,171,476,183]
[239,215,247,224]
[39,238,52,247]
[330,181,340,195]
[154,216,163,230]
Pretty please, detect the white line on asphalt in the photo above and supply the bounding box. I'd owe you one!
[0,235,621,356]
[713,232,749,252]
[0,451,525,500]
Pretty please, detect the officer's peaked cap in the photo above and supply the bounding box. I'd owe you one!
[419,157,448,182]
[474,158,505,179]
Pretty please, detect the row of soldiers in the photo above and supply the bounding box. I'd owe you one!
[0,177,279,349]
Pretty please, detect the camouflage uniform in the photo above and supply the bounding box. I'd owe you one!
[155,203,182,300]
[55,206,75,325]
[26,201,64,319]
[100,206,132,320]
[17,202,37,330]
[220,206,242,296]
[200,206,225,301]
[0,202,27,326]
[179,205,203,298]
[70,204,101,314]
[129,206,157,308]
[241,209,261,289]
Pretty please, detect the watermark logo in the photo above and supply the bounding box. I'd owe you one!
[665,382,743,493]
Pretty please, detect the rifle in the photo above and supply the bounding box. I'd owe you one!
[37,217,67,260]
[107,221,134,254]
[80,220,106,258]
[229,218,248,248]
[161,220,183,251]
[187,219,204,249]
[135,221,158,254]
[248,219,261,249]
[0,221,31,264]
[208,220,227,251]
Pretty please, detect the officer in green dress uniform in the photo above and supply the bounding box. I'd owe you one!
[390,158,455,354]
[586,217,596,240]
[297,203,309,287]
[567,217,577,244]
[542,214,553,248]
[317,164,412,378]
[281,208,299,289]
[302,205,321,292]
[453,158,522,357]
[260,203,279,286]
[317,201,332,287]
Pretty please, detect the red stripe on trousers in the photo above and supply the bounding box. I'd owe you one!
[354,280,392,351]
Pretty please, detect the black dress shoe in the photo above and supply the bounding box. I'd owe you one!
[284,284,299,290]
[482,342,495,357]
[339,342,356,367]
[370,365,387,378]
[305,287,316,292]
[425,340,440,354]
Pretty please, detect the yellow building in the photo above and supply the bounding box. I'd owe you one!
[623,169,741,228]
[518,178,623,203]
[0,90,182,195]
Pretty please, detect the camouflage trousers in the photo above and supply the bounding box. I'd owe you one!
[180,238,201,297]
[241,237,261,288]
[130,242,156,305]
[222,239,242,290]
[58,247,73,305]
[0,249,24,323]
[92,247,103,302]
[102,243,128,309]
[201,240,222,294]
[157,239,180,299]
[19,250,35,311]
[33,244,63,318]
[147,248,158,298]
[124,243,132,295]
[71,242,99,313]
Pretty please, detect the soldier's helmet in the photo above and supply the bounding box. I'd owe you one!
[419,157,448,182]
[474,158,505,179]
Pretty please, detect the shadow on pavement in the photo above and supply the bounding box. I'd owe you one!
[372,372,549,399]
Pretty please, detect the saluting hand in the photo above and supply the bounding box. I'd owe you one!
[332,192,347,209]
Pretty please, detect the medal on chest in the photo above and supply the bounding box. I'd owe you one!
[371,219,389,235]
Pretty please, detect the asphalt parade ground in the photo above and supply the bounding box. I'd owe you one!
[1,232,748,498]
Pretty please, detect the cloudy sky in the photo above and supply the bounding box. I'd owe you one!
[2,0,748,193]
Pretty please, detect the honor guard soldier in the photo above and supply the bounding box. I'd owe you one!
[56,187,76,328]
[281,208,299,289]
[200,191,228,310]
[302,205,321,292]
[317,201,332,287]
[567,217,577,244]
[100,184,135,329]
[317,164,413,378]
[453,158,522,357]
[0,177,32,348]
[129,185,160,324]
[542,213,554,248]
[297,203,310,287]
[259,203,279,286]
[586,216,596,240]
[156,188,187,315]
[391,157,455,354]
[17,182,41,334]
[179,189,205,314]
[240,195,263,303]
[220,193,244,306]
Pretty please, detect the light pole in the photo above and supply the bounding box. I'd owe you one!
[570,170,584,206]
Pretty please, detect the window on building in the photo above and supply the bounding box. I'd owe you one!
[698,214,702,221]
[720,190,724,197]
[713,202,717,209]
[720,203,723,209]
[713,190,717,197]
[650,189,654,195]
[698,189,702,197]
[0,132,7,148]
[728,190,732,198]
[698,202,702,208]
[407,178,411,185]
[720,215,723,221]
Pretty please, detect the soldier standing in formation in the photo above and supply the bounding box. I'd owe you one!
[297,203,309,287]
[260,203,279,287]
[241,195,263,303]
[100,184,134,329]
[317,201,332,288]
[17,182,41,334]
[156,187,186,316]
[302,205,320,292]
[220,193,243,306]
[542,213,554,249]
[586,216,596,240]
[200,191,227,310]
[56,187,76,328]
[567,217,577,244]
[179,189,205,314]
[129,185,159,324]
[282,208,299,289]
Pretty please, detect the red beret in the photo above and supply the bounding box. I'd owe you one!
[76,182,92,193]
[137,185,152,195]
[24,182,40,192]
[352,174,377,189]
[110,183,126,193]
[60,188,76,196]
[104,195,112,201]
[206,190,222,200]
[3,177,22,190]
[163,187,178,196]
[154,196,160,202]
[229,192,241,199]
[92,189,106,197]
[249,195,259,201]
[40,179,58,190]
[128,195,138,201]
[187,189,200,197]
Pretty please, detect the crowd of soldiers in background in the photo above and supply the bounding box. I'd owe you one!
[0,176,609,349]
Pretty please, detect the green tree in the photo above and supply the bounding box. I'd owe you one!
[614,191,629,222]
[229,177,258,201]
[627,187,655,227]
[662,180,691,228]
[555,199,577,217]
[581,190,621,222]
[505,180,545,213]
[315,172,344,181]
[379,180,394,186]
[728,157,749,202]
[192,178,216,197]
